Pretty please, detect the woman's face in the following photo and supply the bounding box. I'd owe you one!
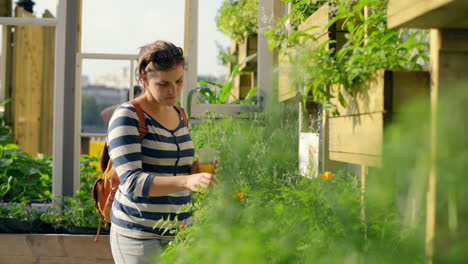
[144,64,184,106]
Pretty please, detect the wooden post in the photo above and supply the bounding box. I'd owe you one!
[387,2,468,261]
[426,28,468,264]
[13,7,44,156]
[258,0,285,106]
[182,0,198,112]
[40,10,55,156]
[52,0,80,197]
[0,0,12,104]
[361,165,368,241]
[77,0,82,53]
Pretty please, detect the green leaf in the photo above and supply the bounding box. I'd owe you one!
[198,80,209,85]
[0,158,13,168]
[0,176,12,197]
[338,92,348,108]
[186,89,197,119]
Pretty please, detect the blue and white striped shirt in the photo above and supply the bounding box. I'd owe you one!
[107,102,194,240]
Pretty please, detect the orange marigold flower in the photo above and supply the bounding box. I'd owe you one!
[179,224,185,230]
[320,171,336,181]
[233,192,246,201]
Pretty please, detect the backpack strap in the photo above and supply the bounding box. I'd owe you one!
[175,106,189,127]
[129,100,148,140]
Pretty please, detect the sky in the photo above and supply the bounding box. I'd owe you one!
[10,0,231,83]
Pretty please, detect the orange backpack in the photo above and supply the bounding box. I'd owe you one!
[92,100,188,241]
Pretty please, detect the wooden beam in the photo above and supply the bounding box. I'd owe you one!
[388,0,468,29]
[0,17,57,26]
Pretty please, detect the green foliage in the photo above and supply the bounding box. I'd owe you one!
[216,0,258,42]
[0,202,41,221]
[286,0,327,25]
[187,54,258,118]
[0,154,101,228]
[0,99,13,145]
[265,0,429,115]
[157,97,427,263]
[264,0,325,50]
[37,155,100,227]
[0,144,52,202]
[216,42,238,66]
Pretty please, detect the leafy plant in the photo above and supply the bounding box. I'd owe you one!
[264,0,326,50]
[265,0,429,115]
[186,53,257,117]
[216,0,258,42]
[0,99,13,145]
[0,144,52,202]
[157,97,428,263]
[216,41,238,66]
[0,154,102,228]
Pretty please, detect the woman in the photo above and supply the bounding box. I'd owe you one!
[107,40,218,263]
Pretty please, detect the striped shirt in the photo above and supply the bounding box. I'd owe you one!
[107,102,194,240]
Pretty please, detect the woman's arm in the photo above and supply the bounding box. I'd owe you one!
[148,172,218,197]
[108,105,219,198]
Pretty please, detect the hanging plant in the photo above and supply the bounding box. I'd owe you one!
[216,0,259,42]
[266,0,429,115]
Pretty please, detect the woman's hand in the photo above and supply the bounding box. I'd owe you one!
[184,172,220,192]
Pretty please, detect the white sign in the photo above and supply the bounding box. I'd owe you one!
[299,132,320,178]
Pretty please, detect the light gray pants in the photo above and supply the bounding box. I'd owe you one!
[110,226,163,264]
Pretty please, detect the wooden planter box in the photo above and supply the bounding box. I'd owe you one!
[0,234,113,264]
[388,0,468,29]
[278,3,347,102]
[327,70,430,167]
[231,36,258,102]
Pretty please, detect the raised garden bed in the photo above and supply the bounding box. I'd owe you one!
[0,233,112,264]
[0,218,112,263]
